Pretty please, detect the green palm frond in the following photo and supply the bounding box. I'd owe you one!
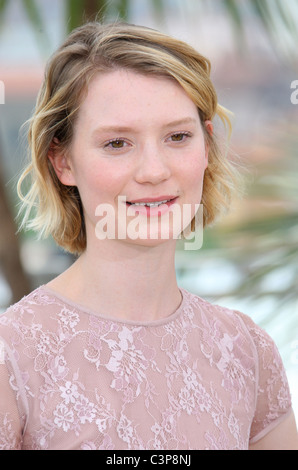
[22,0,51,52]
[204,138,298,305]
[0,0,9,28]
[1,0,298,58]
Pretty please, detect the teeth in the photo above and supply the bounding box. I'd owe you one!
[131,200,168,207]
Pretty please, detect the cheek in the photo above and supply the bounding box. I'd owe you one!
[181,152,207,190]
[74,160,132,212]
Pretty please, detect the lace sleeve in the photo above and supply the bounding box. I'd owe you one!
[236,314,292,444]
[0,338,25,450]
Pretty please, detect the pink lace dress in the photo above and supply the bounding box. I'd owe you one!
[0,286,292,450]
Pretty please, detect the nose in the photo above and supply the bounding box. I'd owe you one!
[134,143,171,185]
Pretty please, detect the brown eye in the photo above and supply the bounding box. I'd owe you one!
[171,133,184,141]
[110,139,124,148]
[169,132,191,142]
[103,137,133,153]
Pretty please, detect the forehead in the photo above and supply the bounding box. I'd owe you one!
[76,69,199,128]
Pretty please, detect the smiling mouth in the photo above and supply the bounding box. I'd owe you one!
[126,197,178,207]
[127,199,170,207]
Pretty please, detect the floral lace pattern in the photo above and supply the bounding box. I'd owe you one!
[0,286,292,450]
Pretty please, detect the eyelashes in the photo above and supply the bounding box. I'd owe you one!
[169,132,192,142]
[103,132,193,151]
[104,138,127,149]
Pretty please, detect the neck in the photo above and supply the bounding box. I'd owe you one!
[50,239,182,322]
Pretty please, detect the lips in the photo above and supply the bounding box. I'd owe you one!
[126,196,178,207]
[125,196,179,217]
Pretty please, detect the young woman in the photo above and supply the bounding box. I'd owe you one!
[0,22,297,450]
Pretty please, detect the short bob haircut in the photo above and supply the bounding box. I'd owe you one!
[18,21,238,255]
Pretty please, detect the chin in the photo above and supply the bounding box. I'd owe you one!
[124,234,178,249]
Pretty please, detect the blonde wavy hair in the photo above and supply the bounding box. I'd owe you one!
[18,21,238,254]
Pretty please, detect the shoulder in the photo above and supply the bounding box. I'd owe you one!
[0,286,59,341]
[183,289,292,440]
[1,285,53,316]
[182,288,264,349]
[182,288,290,383]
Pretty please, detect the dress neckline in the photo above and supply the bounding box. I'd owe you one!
[39,284,187,327]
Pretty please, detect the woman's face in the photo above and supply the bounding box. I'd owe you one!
[53,69,212,247]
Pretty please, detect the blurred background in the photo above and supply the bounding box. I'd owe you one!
[0,0,297,419]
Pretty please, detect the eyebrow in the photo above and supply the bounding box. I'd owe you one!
[91,117,197,137]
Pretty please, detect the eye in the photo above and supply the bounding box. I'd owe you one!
[168,132,192,142]
[104,138,127,149]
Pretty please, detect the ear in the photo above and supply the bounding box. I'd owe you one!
[48,138,76,186]
[203,120,213,168]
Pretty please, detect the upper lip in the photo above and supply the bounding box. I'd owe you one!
[127,195,178,203]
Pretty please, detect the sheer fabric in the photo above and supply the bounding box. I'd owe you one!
[0,286,292,450]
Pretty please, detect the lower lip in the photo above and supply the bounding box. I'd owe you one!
[126,198,178,216]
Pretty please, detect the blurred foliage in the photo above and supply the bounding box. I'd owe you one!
[0,0,298,59]
[202,122,298,312]
[0,0,50,53]
[221,0,298,58]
